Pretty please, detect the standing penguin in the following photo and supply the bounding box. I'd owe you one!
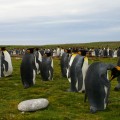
[84,62,120,113]
[1,47,13,77]
[114,57,120,91]
[60,49,71,77]
[0,49,2,77]
[40,52,53,81]
[56,46,61,57]
[67,48,88,92]
[20,48,37,88]
[34,48,42,74]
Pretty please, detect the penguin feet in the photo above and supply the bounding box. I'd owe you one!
[67,88,72,92]
[90,106,97,114]
[67,88,78,92]
[24,86,30,89]
[24,84,31,89]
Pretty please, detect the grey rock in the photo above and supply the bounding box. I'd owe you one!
[18,98,49,112]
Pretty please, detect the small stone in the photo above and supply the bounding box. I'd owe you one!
[18,98,49,112]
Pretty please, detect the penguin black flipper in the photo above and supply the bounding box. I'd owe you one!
[76,64,83,91]
[1,66,4,77]
[3,60,8,72]
[1,54,8,76]
[60,52,69,77]
[32,57,37,73]
[101,74,110,87]
[69,57,79,92]
[1,52,8,71]
[47,66,53,80]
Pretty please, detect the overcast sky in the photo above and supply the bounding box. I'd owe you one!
[0,0,120,45]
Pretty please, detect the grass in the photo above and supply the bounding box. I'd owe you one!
[0,56,120,120]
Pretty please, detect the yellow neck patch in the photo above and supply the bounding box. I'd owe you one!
[72,53,78,57]
[84,57,88,61]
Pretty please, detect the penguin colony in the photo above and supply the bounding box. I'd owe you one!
[1,47,120,114]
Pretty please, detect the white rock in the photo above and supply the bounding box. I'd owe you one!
[18,98,49,112]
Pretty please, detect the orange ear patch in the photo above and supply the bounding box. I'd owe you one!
[27,50,30,53]
[78,51,81,55]
[115,66,120,71]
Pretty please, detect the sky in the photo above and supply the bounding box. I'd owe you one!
[0,0,120,45]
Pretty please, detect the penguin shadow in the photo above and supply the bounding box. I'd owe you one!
[66,88,85,93]
[83,106,112,114]
[5,75,13,78]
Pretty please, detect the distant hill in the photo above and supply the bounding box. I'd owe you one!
[0,41,120,49]
[40,41,120,49]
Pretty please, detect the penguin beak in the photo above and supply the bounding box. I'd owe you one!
[27,50,30,53]
[110,66,120,82]
[116,66,120,71]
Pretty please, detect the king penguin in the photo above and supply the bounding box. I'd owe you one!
[20,48,37,88]
[1,47,13,77]
[84,62,120,113]
[0,49,2,78]
[67,48,88,92]
[114,57,120,91]
[40,52,53,81]
[60,49,71,77]
[34,48,42,74]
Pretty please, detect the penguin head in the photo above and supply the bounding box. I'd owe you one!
[45,52,51,57]
[110,66,120,80]
[26,48,34,53]
[72,47,78,53]
[1,47,6,51]
[35,48,39,51]
[66,49,71,54]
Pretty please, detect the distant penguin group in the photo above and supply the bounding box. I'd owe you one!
[65,48,88,92]
[20,48,53,88]
[60,47,120,113]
